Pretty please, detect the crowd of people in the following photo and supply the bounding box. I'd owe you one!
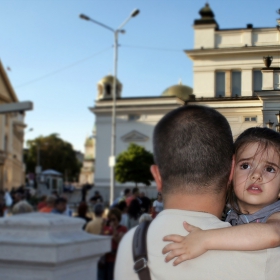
[0,185,162,280]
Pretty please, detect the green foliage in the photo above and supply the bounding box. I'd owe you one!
[115,143,154,186]
[25,134,81,181]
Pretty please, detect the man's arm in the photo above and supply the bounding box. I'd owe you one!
[163,216,280,265]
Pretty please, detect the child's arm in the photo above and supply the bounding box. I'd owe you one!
[162,214,280,266]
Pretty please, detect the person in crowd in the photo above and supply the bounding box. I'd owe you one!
[111,188,131,208]
[12,200,33,215]
[51,197,67,214]
[116,200,128,228]
[0,190,5,217]
[37,195,47,211]
[90,191,103,205]
[85,203,105,235]
[163,127,280,265]
[81,183,93,202]
[77,201,91,230]
[152,192,163,218]
[139,191,151,214]
[39,195,56,213]
[102,208,127,280]
[115,105,280,279]
[127,198,141,230]
[125,187,140,207]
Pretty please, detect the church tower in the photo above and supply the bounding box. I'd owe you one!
[97,75,122,100]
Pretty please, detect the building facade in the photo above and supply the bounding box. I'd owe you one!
[79,136,95,185]
[90,4,280,202]
[0,60,26,190]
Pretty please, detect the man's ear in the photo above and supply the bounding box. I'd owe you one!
[150,165,162,192]
[228,155,235,183]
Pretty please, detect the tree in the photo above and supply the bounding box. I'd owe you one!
[115,143,154,186]
[24,134,81,181]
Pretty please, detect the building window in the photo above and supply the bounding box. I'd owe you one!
[253,70,262,92]
[244,116,257,122]
[232,71,241,96]
[215,72,225,97]
[128,114,140,121]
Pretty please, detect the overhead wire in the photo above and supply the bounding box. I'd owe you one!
[15,47,112,89]
[13,44,183,89]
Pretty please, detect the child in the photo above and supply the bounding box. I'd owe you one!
[163,127,280,265]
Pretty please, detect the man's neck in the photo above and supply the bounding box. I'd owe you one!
[164,192,226,219]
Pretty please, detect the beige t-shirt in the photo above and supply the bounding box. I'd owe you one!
[85,217,103,235]
[115,209,280,280]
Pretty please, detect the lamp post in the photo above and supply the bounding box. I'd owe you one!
[80,9,140,205]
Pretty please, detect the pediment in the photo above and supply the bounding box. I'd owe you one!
[121,130,149,142]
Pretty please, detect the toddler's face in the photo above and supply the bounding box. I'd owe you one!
[233,142,280,214]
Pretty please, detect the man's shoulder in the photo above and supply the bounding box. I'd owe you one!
[115,227,138,280]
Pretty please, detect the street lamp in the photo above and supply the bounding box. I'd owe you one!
[80,9,140,205]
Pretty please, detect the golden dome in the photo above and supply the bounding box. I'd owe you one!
[85,137,94,147]
[99,75,121,86]
[161,84,193,101]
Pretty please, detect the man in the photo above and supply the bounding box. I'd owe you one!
[51,197,67,214]
[85,203,105,235]
[126,187,140,207]
[139,191,151,214]
[115,105,280,279]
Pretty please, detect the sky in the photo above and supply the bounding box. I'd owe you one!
[1,0,280,152]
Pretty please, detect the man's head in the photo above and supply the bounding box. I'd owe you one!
[124,188,131,197]
[54,197,67,213]
[152,105,233,197]
[94,203,104,217]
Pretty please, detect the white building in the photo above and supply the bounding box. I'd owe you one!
[90,4,280,202]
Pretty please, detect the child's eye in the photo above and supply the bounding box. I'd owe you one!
[266,166,276,173]
[240,163,251,170]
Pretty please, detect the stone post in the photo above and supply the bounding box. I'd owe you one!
[0,213,111,280]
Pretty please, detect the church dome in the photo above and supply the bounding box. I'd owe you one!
[199,3,215,19]
[161,84,193,101]
[99,75,121,86]
[85,137,94,147]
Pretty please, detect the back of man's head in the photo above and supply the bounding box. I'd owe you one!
[153,105,233,196]
[94,203,104,217]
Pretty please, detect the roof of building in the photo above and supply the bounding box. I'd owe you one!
[194,3,218,27]
[161,84,193,101]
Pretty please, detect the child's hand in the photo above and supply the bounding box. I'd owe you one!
[162,222,208,265]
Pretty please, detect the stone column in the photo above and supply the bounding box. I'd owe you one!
[225,70,231,97]
[0,213,111,280]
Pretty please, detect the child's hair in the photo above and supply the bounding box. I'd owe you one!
[227,127,280,213]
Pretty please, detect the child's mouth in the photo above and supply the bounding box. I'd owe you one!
[247,185,263,194]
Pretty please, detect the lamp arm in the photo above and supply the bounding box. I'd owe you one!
[88,18,114,33]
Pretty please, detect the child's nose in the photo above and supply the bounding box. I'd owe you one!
[251,169,262,181]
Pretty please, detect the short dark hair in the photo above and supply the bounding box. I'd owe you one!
[94,203,104,216]
[153,105,233,195]
[108,208,122,222]
[124,188,131,196]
